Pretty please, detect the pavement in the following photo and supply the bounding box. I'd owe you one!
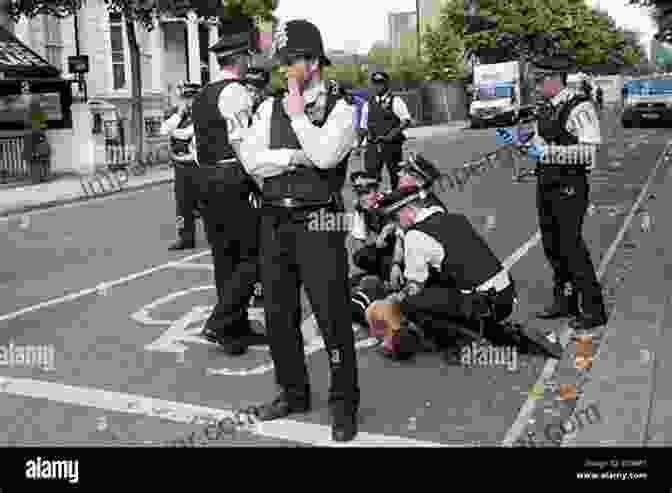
[0,121,469,219]
[0,110,670,450]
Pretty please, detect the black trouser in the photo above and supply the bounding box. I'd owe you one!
[536,173,605,319]
[365,141,403,189]
[173,162,200,242]
[200,164,260,336]
[352,241,395,281]
[400,283,516,347]
[260,204,359,410]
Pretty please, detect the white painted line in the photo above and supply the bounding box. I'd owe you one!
[171,262,214,271]
[502,231,541,272]
[502,139,672,447]
[0,250,211,324]
[0,376,455,447]
[131,285,214,326]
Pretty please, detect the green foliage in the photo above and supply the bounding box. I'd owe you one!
[323,62,368,88]
[430,0,643,73]
[422,21,464,80]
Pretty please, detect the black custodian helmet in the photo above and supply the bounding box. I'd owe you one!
[272,19,331,66]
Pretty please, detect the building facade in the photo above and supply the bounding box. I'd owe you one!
[9,0,234,172]
[387,11,417,52]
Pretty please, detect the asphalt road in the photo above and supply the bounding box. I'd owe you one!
[0,109,670,447]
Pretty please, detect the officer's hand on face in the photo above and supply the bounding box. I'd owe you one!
[286,65,306,117]
[526,142,545,161]
[390,264,404,290]
[496,127,515,146]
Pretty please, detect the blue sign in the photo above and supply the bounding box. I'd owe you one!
[624,79,672,96]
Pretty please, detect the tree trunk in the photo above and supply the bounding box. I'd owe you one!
[0,0,11,31]
[125,13,144,167]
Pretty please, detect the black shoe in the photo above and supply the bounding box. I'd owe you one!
[255,393,311,421]
[331,404,358,442]
[168,238,195,250]
[200,328,247,356]
[569,314,607,332]
[537,288,579,319]
[379,326,421,361]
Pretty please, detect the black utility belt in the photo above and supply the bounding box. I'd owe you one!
[536,164,589,175]
[199,158,239,168]
[172,158,198,166]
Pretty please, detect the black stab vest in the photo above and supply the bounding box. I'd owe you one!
[410,211,502,291]
[191,79,240,165]
[263,83,352,203]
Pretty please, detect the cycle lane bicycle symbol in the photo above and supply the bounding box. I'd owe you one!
[131,282,379,377]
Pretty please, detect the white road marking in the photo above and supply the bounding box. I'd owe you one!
[502,139,672,447]
[0,376,455,447]
[171,263,214,271]
[0,250,211,324]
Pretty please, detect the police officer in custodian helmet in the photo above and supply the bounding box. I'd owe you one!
[239,19,360,442]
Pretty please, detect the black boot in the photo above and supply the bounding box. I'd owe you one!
[331,401,358,442]
[168,237,195,250]
[537,283,579,319]
[255,391,311,421]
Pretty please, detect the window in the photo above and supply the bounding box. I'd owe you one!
[144,117,162,137]
[110,12,126,89]
[43,15,63,70]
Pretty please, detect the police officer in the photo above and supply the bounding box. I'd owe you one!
[244,67,271,115]
[161,81,201,250]
[365,184,517,361]
[239,19,360,442]
[362,71,412,189]
[191,16,266,356]
[595,86,604,112]
[497,51,607,332]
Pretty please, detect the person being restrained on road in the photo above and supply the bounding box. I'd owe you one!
[349,171,403,287]
[364,180,517,361]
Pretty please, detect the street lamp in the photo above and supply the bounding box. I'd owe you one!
[415,0,421,59]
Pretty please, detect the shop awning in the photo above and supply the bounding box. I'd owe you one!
[0,26,60,79]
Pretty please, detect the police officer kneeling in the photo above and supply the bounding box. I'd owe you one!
[191,16,266,355]
[161,81,201,250]
[498,51,607,332]
[239,19,360,441]
[365,182,517,361]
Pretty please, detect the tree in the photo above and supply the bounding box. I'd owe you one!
[3,0,277,166]
[435,0,642,71]
[628,0,672,43]
[423,20,464,80]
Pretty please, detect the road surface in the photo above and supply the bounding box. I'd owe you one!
[0,109,669,447]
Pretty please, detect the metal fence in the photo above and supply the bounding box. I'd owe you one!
[0,135,28,183]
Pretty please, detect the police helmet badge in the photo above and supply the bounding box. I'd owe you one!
[271,21,288,57]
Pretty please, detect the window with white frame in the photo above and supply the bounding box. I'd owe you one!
[109,12,126,90]
[43,15,63,70]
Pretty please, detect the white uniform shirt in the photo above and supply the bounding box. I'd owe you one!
[403,206,446,284]
[531,87,601,168]
[239,80,357,179]
[163,71,254,164]
[360,92,411,130]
